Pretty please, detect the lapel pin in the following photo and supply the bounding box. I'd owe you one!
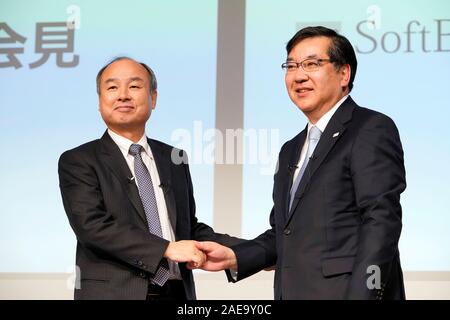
[332,132,340,138]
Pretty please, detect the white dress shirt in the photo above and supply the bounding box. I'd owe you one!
[292,95,349,183]
[108,129,181,279]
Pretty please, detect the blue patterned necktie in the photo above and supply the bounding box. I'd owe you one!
[129,144,170,286]
[288,126,322,211]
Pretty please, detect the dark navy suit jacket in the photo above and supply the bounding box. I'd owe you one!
[230,97,406,300]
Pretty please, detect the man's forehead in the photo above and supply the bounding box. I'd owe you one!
[287,54,321,61]
[288,37,331,59]
[104,76,146,83]
[102,59,149,80]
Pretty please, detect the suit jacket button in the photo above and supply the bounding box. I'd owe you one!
[138,261,143,266]
[284,229,291,235]
[139,272,147,279]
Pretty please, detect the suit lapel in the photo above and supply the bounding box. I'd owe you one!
[148,139,177,232]
[99,131,148,225]
[286,97,356,222]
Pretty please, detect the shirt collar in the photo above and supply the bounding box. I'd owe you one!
[107,129,153,159]
[307,95,349,133]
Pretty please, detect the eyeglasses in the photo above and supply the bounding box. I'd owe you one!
[281,58,332,72]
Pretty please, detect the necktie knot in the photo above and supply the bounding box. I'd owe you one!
[309,126,322,141]
[129,144,143,156]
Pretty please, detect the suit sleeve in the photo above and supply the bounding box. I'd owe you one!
[346,114,406,299]
[229,207,277,282]
[58,150,169,275]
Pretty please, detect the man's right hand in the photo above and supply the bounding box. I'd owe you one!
[188,241,237,271]
[163,240,206,268]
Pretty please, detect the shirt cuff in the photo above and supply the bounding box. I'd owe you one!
[229,268,238,281]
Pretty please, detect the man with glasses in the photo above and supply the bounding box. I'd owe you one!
[196,26,406,300]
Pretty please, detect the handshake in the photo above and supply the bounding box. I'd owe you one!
[163,240,237,271]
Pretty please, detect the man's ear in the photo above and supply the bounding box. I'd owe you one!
[150,90,157,109]
[340,64,351,88]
